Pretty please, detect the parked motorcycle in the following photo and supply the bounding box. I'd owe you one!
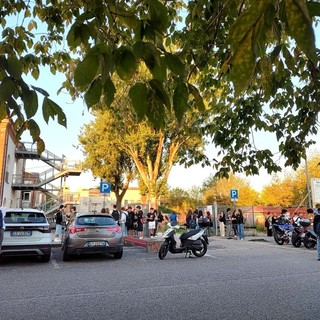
[273,222,295,245]
[158,221,209,260]
[291,219,311,248]
[303,227,317,249]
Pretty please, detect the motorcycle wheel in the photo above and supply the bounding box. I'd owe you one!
[291,233,301,248]
[158,243,169,260]
[304,236,315,249]
[274,230,284,245]
[192,239,207,257]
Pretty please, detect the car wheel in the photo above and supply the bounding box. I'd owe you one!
[40,252,51,263]
[113,250,123,259]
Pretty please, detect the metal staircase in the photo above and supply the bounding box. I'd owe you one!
[12,142,82,195]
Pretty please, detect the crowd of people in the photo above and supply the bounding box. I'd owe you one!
[48,204,320,262]
[263,208,313,237]
[217,208,245,240]
[101,205,165,240]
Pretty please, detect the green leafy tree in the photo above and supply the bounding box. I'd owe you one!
[79,80,210,207]
[1,0,319,177]
[78,110,136,208]
[162,186,205,217]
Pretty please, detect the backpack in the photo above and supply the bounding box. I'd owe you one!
[112,210,120,223]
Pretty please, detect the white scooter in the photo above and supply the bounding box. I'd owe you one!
[158,221,209,259]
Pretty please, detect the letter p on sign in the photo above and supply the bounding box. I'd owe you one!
[230,189,238,201]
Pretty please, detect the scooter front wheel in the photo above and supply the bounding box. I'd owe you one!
[158,242,169,260]
[192,239,207,257]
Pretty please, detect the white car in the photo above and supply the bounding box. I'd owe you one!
[0,208,52,262]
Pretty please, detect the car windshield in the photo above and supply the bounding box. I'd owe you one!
[76,215,116,226]
[4,212,46,224]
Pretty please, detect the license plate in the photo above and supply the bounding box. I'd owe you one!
[85,241,107,247]
[10,230,32,237]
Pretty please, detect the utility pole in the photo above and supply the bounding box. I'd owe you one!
[305,153,312,208]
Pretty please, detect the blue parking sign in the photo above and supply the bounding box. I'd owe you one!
[100,182,111,195]
[230,189,238,201]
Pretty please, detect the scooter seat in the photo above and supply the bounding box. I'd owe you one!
[180,229,201,240]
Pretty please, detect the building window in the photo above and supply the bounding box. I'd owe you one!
[22,192,30,201]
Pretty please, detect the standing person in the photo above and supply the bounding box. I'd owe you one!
[147,207,156,238]
[292,212,301,226]
[66,206,77,229]
[136,206,144,239]
[119,207,128,236]
[126,206,134,236]
[0,208,6,253]
[272,212,278,225]
[236,209,245,240]
[218,211,226,237]
[265,212,272,237]
[231,210,238,238]
[186,209,193,229]
[111,204,120,225]
[132,208,139,236]
[197,210,204,229]
[313,208,320,261]
[157,210,164,235]
[170,212,178,223]
[54,205,64,242]
[154,209,159,237]
[226,208,233,239]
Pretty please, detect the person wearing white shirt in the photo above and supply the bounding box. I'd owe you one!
[119,207,128,236]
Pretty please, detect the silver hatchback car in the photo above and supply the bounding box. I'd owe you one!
[62,213,123,261]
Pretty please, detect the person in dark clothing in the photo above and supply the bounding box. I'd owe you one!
[157,210,164,235]
[126,206,135,236]
[312,208,320,261]
[265,212,273,237]
[136,206,144,239]
[231,210,238,238]
[111,204,120,225]
[54,204,64,242]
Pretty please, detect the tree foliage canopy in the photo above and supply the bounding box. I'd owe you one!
[1,0,319,176]
[78,75,210,206]
[202,173,259,206]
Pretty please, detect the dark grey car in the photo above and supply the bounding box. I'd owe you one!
[62,213,123,261]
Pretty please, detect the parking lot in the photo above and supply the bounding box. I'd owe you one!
[1,235,319,320]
